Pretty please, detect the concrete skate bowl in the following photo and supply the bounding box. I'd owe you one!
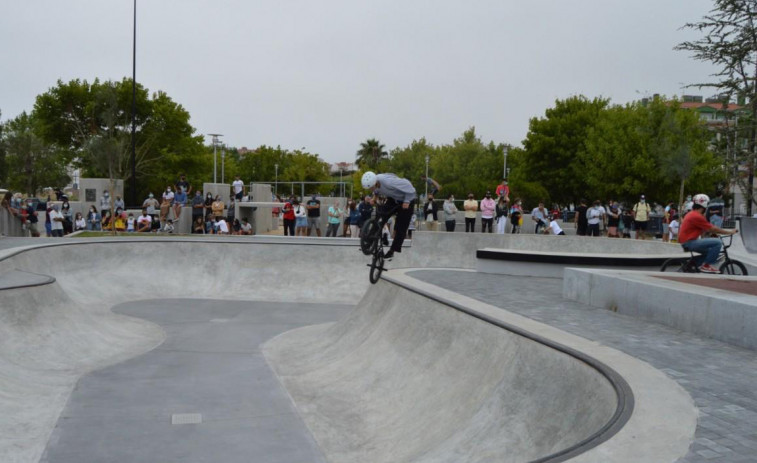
[740,217,757,254]
[264,277,634,463]
[0,239,371,463]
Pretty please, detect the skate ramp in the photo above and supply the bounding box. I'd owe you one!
[740,217,757,254]
[263,278,626,463]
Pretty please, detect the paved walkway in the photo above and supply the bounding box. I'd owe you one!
[408,269,757,463]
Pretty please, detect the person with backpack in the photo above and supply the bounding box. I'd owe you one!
[632,194,652,240]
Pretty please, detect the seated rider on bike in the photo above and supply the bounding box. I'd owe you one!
[361,171,417,260]
[678,194,737,273]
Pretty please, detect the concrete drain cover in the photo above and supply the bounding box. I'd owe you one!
[171,413,202,425]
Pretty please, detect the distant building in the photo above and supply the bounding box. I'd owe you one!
[330,162,357,174]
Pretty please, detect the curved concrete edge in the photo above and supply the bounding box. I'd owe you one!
[0,269,55,290]
[388,268,697,463]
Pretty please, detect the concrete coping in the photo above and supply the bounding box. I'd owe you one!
[477,247,686,267]
[385,268,697,463]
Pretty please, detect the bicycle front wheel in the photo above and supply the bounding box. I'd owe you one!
[660,258,689,272]
[369,253,384,284]
[720,259,748,275]
[360,219,381,255]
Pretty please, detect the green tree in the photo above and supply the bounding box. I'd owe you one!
[519,96,609,205]
[1,112,70,195]
[356,138,388,170]
[676,0,757,214]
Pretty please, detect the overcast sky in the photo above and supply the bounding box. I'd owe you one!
[1,0,718,163]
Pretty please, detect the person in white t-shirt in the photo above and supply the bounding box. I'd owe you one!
[232,176,245,201]
[669,214,680,243]
[126,213,136,232]
[545,219,565,235]
[215,215,229,234]
[137,209,152,233]
[49,204,65,237]
[586,200,605,237]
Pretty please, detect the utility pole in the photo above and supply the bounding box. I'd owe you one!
[130,0,137,206]
[208,134,223,183]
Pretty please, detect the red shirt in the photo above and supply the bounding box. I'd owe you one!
[495,185,509,198]
[282,202,295,220]
[678,211,713,244]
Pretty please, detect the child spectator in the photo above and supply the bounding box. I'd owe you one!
[240,217,253,235]
[126,213,136,232]
[669,214,680,243]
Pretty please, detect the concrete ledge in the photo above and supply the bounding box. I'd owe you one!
[0,270,55,290]
[563,268,757,351]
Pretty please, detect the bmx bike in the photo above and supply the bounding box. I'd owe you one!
[360,201,401,284]
[659,234,747,275]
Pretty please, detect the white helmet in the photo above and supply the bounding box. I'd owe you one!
[361,171,378,189]
[693,194,710,208]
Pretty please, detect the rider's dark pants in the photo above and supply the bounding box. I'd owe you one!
[682,238,722,267]
[387,199,415,253]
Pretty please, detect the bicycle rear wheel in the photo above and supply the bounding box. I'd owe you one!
[360,219,381,255]
[660,258,690,272]
[720,259,748,275]
[369,252,384,284]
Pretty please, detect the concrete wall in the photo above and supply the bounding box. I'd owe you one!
[79,178,124,212]
[0,208,25,237]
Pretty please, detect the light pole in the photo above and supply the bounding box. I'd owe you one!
[503,146,509,180]
[221,144,226,184]
[339,168,343,197]
[208,134,223,183]
[425,154,430,198]
[129,0,137,207]
[274,163,279,196]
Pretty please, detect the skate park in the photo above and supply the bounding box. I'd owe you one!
[1,218,757,463]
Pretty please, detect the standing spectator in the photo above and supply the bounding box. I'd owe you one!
[74,212,86,232]
[495,196,508,234]
[621,209,633,238]
[306,194,322,237]
[231,175,244,200]
[282,197,295,236]
[227,196,236,224]
[114,195,125,211]
[463,193,478,232]
[137,209,152,232]
[348,200,360,237]
[191,191,205,226]
[61,200,73,235]
[682,195,694,215]
[407,208,417,239]
[326,201,343,237]
[480,192,496,233]
[423,195,438,231]
[707,192,725,228]
[443,194,458,232]
[204,192,214,220]
[44,203,53,236]
[142,193,160,223]
[574,199,588,236]
[160,187,174,226]
[510,199,523,234]
[87,206,102,231]
[2,191,19,215]
[211,195,225,219]
[586,200,605,236]
[606,204,620,238]
[357,196,373,233]
[272,194,282,225]
[531,201,549,234]
[176,174,192,195]
[420,176,441,196]
[49,204,65,237]
[495,179,510,203]
[632,195,651,240]
[173,187,187,221]
[25,199,40,237]
[294,199,308,236]
[240,217,253,235]
[99,190,111,217]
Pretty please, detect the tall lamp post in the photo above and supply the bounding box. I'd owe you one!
[208,134,223,183]
[129,0,137,207]
[274,163,279,196]
[221,144,226,184]
[503,146,509,180]
[425,154,430,198]
[339,168,343,198]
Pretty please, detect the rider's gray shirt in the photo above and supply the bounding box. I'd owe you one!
[375,173,417,204]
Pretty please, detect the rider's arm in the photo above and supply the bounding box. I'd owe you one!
[710,225,738,235]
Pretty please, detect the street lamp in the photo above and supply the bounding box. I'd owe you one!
[274,163,279,196]
[339,168,343,197]
[208,134,223,183]
[221,144,226,184]
[129,0,137,207]
[503,146,509,180]
[425,154,430,198]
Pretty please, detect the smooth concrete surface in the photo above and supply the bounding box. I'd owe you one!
[263,271,696,463]
[564,268,757,351]
[41,299,352,463]
[739,217,757,254]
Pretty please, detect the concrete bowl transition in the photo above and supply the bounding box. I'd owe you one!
[0,235,695,462]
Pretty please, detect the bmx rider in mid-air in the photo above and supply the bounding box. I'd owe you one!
[361,171,417,260]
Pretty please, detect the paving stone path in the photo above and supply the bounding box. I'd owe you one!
[409,269,757,463]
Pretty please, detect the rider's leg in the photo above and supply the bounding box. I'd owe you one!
[388,201,415,254]
[683,238,722,267]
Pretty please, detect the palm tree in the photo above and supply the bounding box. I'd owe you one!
[356,138,388,170]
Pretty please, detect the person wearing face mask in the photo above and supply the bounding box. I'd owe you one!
[463,193,478,232]
[495,196,508,234]
[99,190,111,216]
[204,192,214,221]
[682,194,694,215]
[114,195,125,211]
[160,186,174,226]
[142,193,159,218]
[443,194,458,232]
[510,199,523,234]
[61,200,73,235]
[586,200,605,237]
[632,194,652,240]
[87,206,102,231]
[480,192,496,233]
[423,194,439,231]
[191,191,205,229]
[531,201,549,234]
[49,204,65,237]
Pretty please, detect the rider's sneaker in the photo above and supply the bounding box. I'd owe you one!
[383,249,394,260]
[699,263,719,274]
